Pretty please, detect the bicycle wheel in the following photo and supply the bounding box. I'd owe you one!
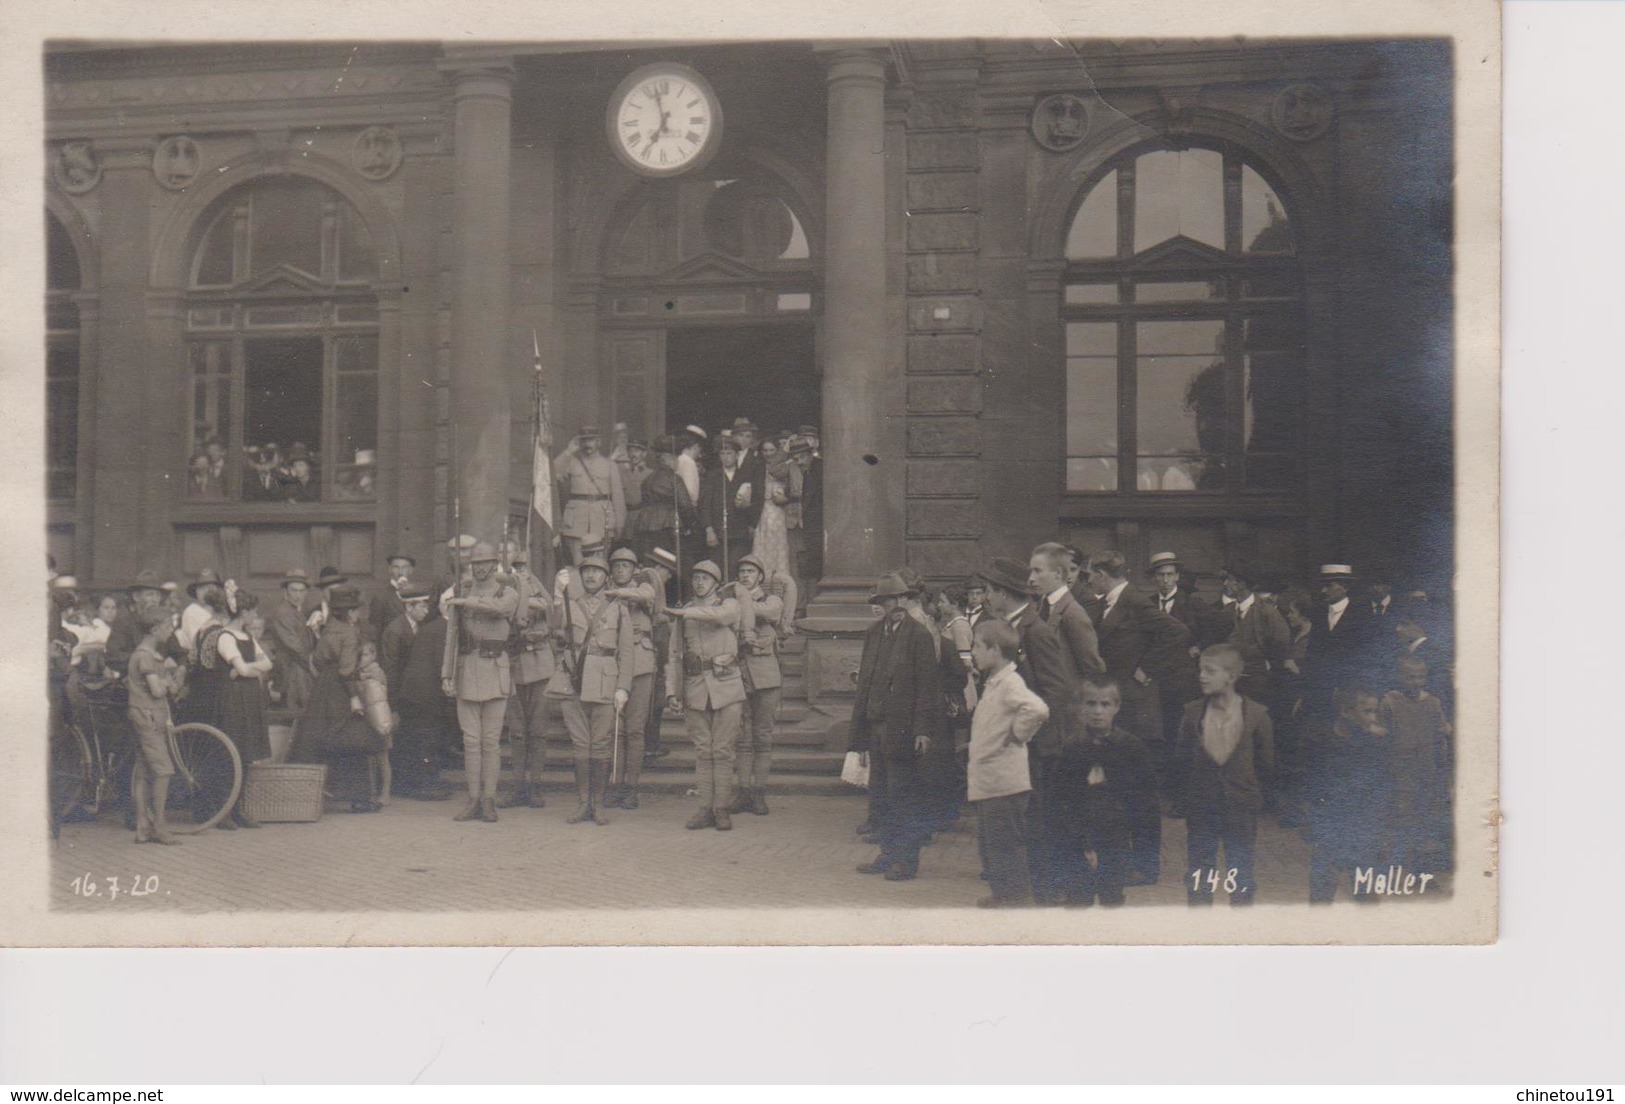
[49,720,95,824]
[165,722,243,833]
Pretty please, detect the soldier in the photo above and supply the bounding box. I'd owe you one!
[641,546,682,765]
[500,542,554,810]
[666,559,746,831]
[440,540,519,823]
[546,552,634,825]
[600,547,660,809]
[726,553,783,817]
[555,426,626,566]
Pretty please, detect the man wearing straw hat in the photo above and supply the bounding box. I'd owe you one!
[1307,563,1376,719]
[666,558,746,831]
[441,540,519,823]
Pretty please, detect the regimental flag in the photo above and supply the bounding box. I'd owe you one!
[530,330,555,548]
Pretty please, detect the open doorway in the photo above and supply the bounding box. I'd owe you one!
[664,323,818,438]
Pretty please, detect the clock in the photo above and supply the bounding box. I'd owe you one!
[606,62,724,178]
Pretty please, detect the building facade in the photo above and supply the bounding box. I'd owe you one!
[44,39,1453,653]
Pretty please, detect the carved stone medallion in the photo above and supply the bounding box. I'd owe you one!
[1271,83,1334,142]
[52,140,101,194]
[352,126,403,181]
[1031,92,1091,153]
[153,135,202,190]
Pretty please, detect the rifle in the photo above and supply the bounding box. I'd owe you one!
[442,423,463,689]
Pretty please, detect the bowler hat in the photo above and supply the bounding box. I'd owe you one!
[731,418,759,434]
[578,553,610,573]
[280,568,311,588]
[186,567,223,596]
[691,559,723,583]
[1146,551,1183,576]
[385,553,416,567]
[126,569,163,594]
[788,438,813,457]
[1319,563,1357,582]
[315,567,348,588]
[327,585,363,611]
[977,557,1032,597]
[868,571,916,604]
[645,547,679,573]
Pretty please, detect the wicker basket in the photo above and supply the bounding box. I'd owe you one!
[241,762,327,823]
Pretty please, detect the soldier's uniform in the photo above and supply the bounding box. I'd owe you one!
[601,547,661,809]
[727,554,784,817]
[440,541,519,822]
[546,553,635,824]
[500,547,554,809]
[555,427,626,566]
[668,560,746,830]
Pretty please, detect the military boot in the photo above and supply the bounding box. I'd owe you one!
[589,761,611,826]
[748,787,770,816]
[498,782,530,810]
[564,762,594,824]
[685,806,716,830]
[453,797,481,822]
[723,786,750,815]
[712,805,733,831]
[479,796,500,823]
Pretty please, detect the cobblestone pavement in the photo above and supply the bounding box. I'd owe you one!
[47,789,1350,913]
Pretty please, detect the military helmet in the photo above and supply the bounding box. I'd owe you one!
[469,540,500,564]
[609,547,639,567]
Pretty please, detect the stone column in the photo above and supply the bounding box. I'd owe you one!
[443,57,515,547]
[804,46,897,632]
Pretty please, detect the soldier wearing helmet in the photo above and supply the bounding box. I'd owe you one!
[498,540,554,810]
[597,546,659,809]
[546,549,634,824]
[724,553,784,817]
[666,558,746,830]
[440,539,519,823]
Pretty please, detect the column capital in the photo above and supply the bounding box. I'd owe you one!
[438,53,516,100]
[816,44,890,86]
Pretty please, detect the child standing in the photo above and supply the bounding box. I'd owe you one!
[966,618,1050,908]
[1307,688,1390,902]
[1050,675,1157,907]
[356,641,395,808]
[1382,656,1452,872]
[1175,643,1275,905]
[127,605,184,845]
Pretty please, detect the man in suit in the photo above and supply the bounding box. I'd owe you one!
[366,553,416,646]
[1306,564,1377,722]
[849,572,945,881]
[1082,549,1193,883]
[1029,542,1105,680]
[791,438,823,594]
[1063,544,1093,606]
[380,583,453,800]
[698,433,762,581]
[1144,552,1221,769]
[1219,563,1294,706]
[979,556,1072,904]
[266,569,315,713]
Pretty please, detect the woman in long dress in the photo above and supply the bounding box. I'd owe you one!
[288,585,388,811]
[210,591,274,828]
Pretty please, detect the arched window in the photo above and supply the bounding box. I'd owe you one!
[1062,146,1303,495]
[46,213,81,502]
[183,178,379,503]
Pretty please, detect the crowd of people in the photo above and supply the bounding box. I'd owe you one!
[47,417,1453,908]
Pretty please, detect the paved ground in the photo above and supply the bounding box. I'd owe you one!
[45,787,1391,913]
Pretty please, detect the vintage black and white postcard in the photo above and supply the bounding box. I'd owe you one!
[0,0,1499,947]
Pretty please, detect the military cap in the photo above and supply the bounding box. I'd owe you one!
[577,425,601,440]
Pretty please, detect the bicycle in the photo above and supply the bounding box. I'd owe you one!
[49,680,243,835]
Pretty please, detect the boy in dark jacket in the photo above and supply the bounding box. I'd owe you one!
[1050,674,1156,907]
[1307,687,1390,902]
[1175,643,1275,905]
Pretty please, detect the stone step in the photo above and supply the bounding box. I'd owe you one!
[441,755,855,796]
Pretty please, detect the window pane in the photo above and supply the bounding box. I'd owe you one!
[335,202,377,281]
[1244,339,1304,490]
[1065,283,1118,305]
[1134,148,1224,254]
[1066,355,1117,458]
[1137,320,1227,492]
[1242,166,1295,254]
[334,333,377,375]
[778,204,811,261]
[195,204,241,286]
[1066,320,1117,357]
[1134,280,1223,303]
[1067,457,1118,493]
[243,337,323,501]
[1065,170,1117,259]
[249,182,325,279]
[47,343,78,500]
[188,341,233,500]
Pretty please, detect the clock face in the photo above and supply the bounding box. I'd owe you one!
[607,63,723,178]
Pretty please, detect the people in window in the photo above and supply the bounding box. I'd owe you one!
[280,442,318,502]
[335,449,377,501]
[187,434,228,499]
